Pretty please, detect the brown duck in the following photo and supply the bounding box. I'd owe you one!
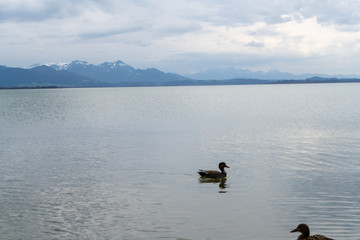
[198,162,229,178]
[291,223,334,240]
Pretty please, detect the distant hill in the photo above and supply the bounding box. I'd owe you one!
[274,77,360,84]
[2,60,360,89]
[184,67,360,80]
[1,60,190,88]
[0,65,107,88]
[48,60,189,83]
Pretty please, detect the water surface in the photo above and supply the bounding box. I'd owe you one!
[0,83,360,239]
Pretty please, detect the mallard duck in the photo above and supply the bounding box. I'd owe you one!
[290,223,334,240]
[198,162,229,178]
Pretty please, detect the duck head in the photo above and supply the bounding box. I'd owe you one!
[218,162,230,172]
[290,223,310,237]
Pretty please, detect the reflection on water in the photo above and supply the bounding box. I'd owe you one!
[199,177,228,192]
[1,84,360,240]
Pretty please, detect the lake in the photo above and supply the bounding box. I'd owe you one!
[0,83,360,240]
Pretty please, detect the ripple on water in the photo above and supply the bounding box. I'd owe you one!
[1,85,360,239]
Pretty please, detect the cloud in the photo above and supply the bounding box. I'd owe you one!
[245,41,265,48]
[299,0,360,26]
[146,14,360,74]
[0,0,79,22]
[2,1,360,30]
[192,0,360,27]
[79,27,145,40]
[1,0,360,74]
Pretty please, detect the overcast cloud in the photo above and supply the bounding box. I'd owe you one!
[1,0,360,74]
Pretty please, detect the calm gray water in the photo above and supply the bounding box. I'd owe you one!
[0,83,360,240]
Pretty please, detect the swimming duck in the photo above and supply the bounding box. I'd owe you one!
[198,162,229,178]
[290,223,334,240]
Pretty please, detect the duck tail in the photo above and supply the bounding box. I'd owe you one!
[198,170,206,177]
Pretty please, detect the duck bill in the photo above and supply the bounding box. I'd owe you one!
[225,165,230,168]
[290,228,299,233]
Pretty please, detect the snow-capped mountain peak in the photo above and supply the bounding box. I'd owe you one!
[23,59,188,84]
[99,60,130,70]
[24,61,69,69]
[100,60,128,69]
[66,60,90,69]
[49,60,131,71]
[47,61,70,70]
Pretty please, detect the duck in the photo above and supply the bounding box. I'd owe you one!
[290,223,334,240]
[198,162,229,178]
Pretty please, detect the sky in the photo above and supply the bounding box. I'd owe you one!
[1,0,360,75]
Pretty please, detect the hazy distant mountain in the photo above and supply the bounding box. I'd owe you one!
[49,60,189,83]
[0,60,190,88]
[0,65,106,88]
[2,61,360,88]
[184,67,360,80]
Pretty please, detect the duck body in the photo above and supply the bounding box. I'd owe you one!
[198,170,227,178]
[198,162,229,178]
[291,224,334,240]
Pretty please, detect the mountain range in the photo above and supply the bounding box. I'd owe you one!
[0,60,190,88]
[1,60,360,88]
[184,67,360,80]
[46,60,189,83]
[0,65,106,88]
